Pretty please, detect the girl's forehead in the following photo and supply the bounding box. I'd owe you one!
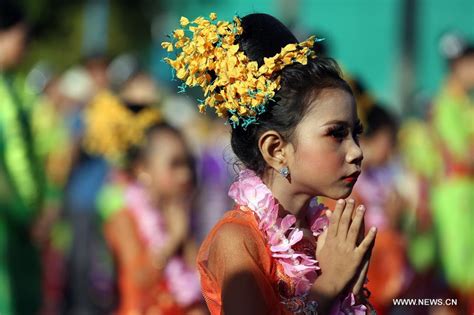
[149,130,182,146]
[148,131,187,155]
[304,89,357,124]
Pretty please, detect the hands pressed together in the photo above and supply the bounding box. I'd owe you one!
[311,199,377,313]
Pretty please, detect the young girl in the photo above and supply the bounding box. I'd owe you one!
[83,80,205,314]
[102,121,205,315]
[163,13,377,314]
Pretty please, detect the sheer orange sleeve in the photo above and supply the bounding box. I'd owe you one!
[104,210,160,314]
[197,209,289,315]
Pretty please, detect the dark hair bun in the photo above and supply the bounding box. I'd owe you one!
[231,13,353,175]
[238,14,298,65]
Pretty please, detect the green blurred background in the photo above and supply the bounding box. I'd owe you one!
[20,0,474,115]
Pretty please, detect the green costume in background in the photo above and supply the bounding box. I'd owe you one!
[430,86,474,293]
[0,72,43,315]
[400,83,474,295]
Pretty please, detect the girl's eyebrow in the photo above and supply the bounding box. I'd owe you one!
[323,120,350,127]
[322,119,362,127]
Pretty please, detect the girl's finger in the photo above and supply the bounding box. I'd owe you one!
[352,258,370,295]
[346,205,365,245]
[327,199,345,238]
[357,215,365,246]
[356,226,377,255]
[338,199,355,240]
[315,224,329,258]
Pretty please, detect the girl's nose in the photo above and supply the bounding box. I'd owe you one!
[345,140,364,165]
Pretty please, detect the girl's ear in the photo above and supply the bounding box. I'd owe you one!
[133,160,151,186]
[258,130,292,172]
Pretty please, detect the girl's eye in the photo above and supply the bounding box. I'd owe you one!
[328,126,349,140]
[327,122,364,142]
[353,123,364,141]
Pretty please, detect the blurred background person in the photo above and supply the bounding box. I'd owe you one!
[395,33,474,315]
[100,118,205,314]
[428,33,474,313]
[0,1,42,314]
[83,68,205,314]
[354,104,410,315]
[60,55,116,315]
[29,67,76,315]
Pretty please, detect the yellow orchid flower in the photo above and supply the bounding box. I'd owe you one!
[180,16,190,26]
[173,29,185,39]
[162,13,317,127]
[161,41,173,52]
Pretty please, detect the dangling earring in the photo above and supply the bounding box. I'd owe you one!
[279,166,290,178]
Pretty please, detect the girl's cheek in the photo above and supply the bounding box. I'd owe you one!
[157,169,174,187]
[149,163,171,189]
[160,169,187,194]
[297,139,343,170]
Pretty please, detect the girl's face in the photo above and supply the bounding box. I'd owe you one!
[0,23,27,68]
[361,128,395,167]
[287,88,363,200]
[143,130,193,199]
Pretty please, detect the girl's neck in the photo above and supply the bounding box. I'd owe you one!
[262,171,313,229]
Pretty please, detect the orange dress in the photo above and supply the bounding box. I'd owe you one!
[197,207,309,315]
[197,207,373,315]
[105,209,185,315]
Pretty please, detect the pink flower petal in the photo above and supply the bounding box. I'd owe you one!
[288,229,304,245]
[311,216,329,237]
[281,214,296,231]
[340,293,368,315]
[259,204,278,230]
[270,240,291,253]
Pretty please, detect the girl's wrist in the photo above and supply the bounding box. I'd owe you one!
[309,274,339,313]
[355,287,372,306]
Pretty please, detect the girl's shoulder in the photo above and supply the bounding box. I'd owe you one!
[201,207,265,249]
[197,206,273,272]
[218,206,259,226]
[196,207,282,314]
[103,206,145,260]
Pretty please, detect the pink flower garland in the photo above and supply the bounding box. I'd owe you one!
[125,183,168,253]
[165,257,204,307]
[125,183,202,307]
[228,169,370,314]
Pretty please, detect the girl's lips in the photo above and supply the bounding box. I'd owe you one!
[342,171,360,183]
[342,176,358,183]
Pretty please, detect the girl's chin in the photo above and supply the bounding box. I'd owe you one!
[324,187,354,200]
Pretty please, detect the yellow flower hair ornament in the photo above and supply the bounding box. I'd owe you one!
[82,91,161,162]
[161,13,319,129]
